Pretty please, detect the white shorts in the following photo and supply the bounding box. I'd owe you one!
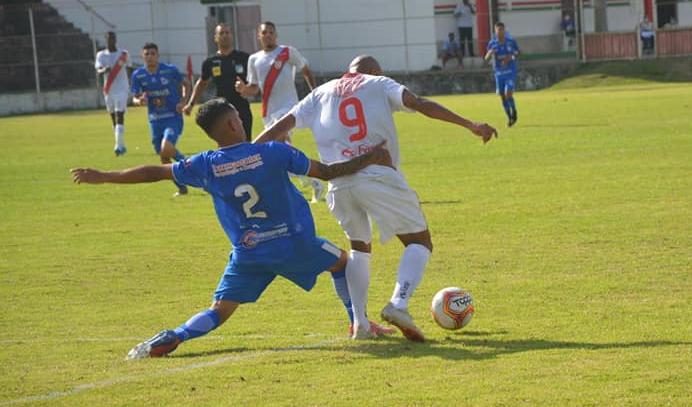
[104,91,128,113]
[327,173,428,244]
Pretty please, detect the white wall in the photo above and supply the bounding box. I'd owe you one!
[500,9,562,36]
[46,0,209,70]
[679,2,692,26]
[260,0,437,72]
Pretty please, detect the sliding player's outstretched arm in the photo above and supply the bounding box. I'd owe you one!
[402,89,498,143]
[71,165,173,184]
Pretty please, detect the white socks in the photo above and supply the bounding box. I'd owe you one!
[346,250,371,330]
[114,124,125,149]
[390,244,431,310]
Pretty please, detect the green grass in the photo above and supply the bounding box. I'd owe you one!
[1,82,691,406]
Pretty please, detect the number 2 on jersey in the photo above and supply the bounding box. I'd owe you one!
[234,184,268,219]
[338,97,367,142]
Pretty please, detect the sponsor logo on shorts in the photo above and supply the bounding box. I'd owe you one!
[239,225,290,249]
[240,230,259,248]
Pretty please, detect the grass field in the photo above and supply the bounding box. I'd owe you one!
[1,81,690,406]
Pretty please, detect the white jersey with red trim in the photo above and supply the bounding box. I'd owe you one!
[94,48,130,95]
[247,45,307,125]
[290,73,413,190]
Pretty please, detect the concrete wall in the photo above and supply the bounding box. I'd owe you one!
[45,0,209,70]
[260,0,438,72]
[680,2,692,26]
[48,0,439,73]
[0,87,104,116]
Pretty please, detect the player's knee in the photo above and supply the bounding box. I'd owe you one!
[328,250,348,273]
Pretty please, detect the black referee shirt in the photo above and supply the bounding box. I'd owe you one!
[201,51,251,111]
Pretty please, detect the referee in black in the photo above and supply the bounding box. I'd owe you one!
[184,23,253,141]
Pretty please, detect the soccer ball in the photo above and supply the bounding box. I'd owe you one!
[431,287,475,330]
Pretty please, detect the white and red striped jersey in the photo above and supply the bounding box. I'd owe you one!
[290,73,413,190]
[247,45,307,125]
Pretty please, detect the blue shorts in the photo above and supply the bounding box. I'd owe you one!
[149,115,183,153]
[495,73,516,95]
[213,237,342,303]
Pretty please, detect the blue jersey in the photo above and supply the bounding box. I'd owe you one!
[131,63,183,122]
[487,35,520,77]
[172,142,315,263]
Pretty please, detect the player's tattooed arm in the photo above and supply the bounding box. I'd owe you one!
[402,89,498,144]
[71,165,173,184]
[307,141,393,181]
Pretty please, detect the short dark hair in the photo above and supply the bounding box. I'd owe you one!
[494,21,505,28]
[259,21,276,30]
[106,31,116,38]
[196,98,237,135]
[142,42,158,51]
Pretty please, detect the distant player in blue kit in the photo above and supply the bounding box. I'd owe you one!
[70,98,394,359]
[131,42,192,196]
[484,22,520,127]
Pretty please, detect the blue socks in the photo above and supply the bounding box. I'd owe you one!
[502,98,511,117]
[173,309,220,342]
[507,97,516,113]
[331,270,354,324]
[502,97,517,119]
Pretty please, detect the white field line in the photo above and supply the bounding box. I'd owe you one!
[2,338,343,406]
[0,333,333,345]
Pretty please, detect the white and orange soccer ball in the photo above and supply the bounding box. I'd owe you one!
[431,287,475,330]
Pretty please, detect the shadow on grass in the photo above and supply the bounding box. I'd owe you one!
[168,329,690,361]
[343,335,692,361]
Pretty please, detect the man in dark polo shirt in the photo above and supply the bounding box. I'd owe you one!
[184,23,253,141]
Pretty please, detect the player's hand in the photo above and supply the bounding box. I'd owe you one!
[183,103,193,116]
[470,122,498,144]
[176,102,185,114]
[367,141,394,169]
[234,76,247,95]
[134,93,147,106]
[71,168,107,184]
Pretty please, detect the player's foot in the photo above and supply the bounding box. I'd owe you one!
[126,330,181,360]
[173,185,188,197]
[380,302,425,342]
[114,147,127,157]
[348,320,396,337]
[310,180,325,203]
[351,323,379,340]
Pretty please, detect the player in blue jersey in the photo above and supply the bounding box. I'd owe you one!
[71,98,395,359]
[131,42,192,196]
[484,22,520,127]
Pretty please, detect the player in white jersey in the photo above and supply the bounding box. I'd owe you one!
[94,32,131,156]
[255,55,497,341]
[235,21,324,203]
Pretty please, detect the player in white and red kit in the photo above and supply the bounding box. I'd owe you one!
[94,32,130,156]
[255,55,497,341]
[235,21,324,203]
